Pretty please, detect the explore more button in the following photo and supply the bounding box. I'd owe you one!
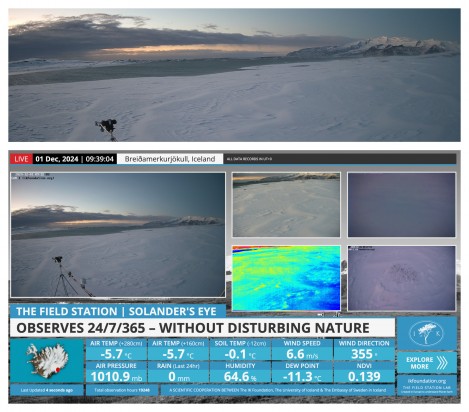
[397,352,457,374]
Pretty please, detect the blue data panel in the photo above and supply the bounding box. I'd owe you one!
[148,339,209,361]
[86,339,147,361]
[148,361,209,383]
[86,361,147,383]
[87,384,159,397]
[397,317,457,350]
[210,339,271,361]
[10,384,83,397]
[334,362,395,383]
[272,339,333,360]
[161,384,396,397]
[272,361,333,383]
[10,339,84,383]
[397,375,457,396]
[397,352,457,374]
[334,339,395,361]
[210,361,271,383]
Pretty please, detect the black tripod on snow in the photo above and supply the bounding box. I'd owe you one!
[53,256,79,297]
[95,119,118,141]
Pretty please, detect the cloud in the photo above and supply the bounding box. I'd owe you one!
[256,30,273,36]
[202,24,219,31]
[11,205,154,228]
[9,13,354,60]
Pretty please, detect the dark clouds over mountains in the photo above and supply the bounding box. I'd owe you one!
[11,204,153,228]
[9,13,353,60]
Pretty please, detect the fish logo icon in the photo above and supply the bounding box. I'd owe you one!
[409,321,444,347]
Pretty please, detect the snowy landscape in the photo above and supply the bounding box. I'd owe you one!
[11,222,225,298]
[348,246,456,312]
[7,10,462,405]
[233,173,340,237]
[10,172,225,298]
[9,37,460,142]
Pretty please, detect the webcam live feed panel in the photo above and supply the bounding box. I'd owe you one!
[232,172,340,238]
[348,173,456,238]
[348,246,456,312]
[8,9,460,142]
[10,172,225,298]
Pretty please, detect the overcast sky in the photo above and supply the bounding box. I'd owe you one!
[11,173,225,228]
[9,9,460,60]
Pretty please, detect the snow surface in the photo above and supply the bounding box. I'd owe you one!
[348,246,456,312]
[233,178,340,237]
[11,225,225,298]
[9,54,460,141]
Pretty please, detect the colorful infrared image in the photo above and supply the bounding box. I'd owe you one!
[232,246,340,311]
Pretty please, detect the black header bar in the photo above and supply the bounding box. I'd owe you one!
[223,153,457,165]
[10,152,457,166]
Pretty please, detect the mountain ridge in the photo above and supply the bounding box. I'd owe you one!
[287,36,460,59]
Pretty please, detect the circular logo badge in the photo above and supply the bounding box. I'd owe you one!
[409,320,444,347]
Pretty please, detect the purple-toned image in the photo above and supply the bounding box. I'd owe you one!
[348,246,456,311]
[348,173,455,237]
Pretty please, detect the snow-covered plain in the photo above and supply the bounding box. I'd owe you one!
[9,54,460,141]
[348,246,456,312]
[233,177,340,237]
[11,225,225,298]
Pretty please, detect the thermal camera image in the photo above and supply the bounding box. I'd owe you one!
[232,246,340,311]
